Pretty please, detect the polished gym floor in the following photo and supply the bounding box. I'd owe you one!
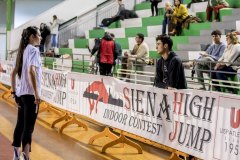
[0,99,171,160]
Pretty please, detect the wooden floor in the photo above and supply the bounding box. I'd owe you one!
[0,99,171,160]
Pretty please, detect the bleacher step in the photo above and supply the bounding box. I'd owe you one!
[211,21,237,30]
[177,44,201,51]
[188,36,212,44]
[222,15,240,22]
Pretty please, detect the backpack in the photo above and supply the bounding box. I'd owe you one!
[182,15,203,29]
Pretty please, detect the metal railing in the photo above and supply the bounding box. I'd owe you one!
[183,60,240,93]
[47,54,240,94]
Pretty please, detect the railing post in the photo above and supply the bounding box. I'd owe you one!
[96,9,99,27]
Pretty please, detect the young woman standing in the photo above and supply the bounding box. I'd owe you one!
[11,26,42,160]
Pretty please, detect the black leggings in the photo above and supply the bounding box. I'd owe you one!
[12,95,38,151]
[151,2,159,16]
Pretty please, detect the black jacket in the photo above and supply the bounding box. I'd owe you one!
[154,51,187,89]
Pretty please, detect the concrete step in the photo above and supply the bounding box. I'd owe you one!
[211,21,237,30]
[200,29,225,36]
[175,51,189,60]
[189,2,207,13]
[190,21,236,37]
[177,44,201,51]
[222,15,240,22]
[232,8,240,16]
[188,36,212,44]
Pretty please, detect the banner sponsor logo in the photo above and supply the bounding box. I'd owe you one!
[214,96,240,160]
[83,78,109,115]
[41,69,68,110]
[231,107,240,129]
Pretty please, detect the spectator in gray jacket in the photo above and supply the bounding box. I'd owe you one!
[196,30,226,90]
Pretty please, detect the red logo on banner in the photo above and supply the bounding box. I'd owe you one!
[85,78,109,115]
[230,107,240,129]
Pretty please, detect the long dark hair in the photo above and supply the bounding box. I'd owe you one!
[15,26,38,78]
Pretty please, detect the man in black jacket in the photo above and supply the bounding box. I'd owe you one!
[154,34,187,89]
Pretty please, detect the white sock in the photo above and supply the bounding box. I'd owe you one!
[13,147,20,160]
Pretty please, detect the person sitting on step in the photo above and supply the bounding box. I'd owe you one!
[206,0,229,22]
[168,0,189,36]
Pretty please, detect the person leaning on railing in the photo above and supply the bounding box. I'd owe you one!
[212,31,240,93]
[183,30,226,90]
[153,34,187,89]
[122,33,149,80]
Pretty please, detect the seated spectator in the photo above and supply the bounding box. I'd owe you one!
[162,2,174,35]
[154,34,187,89]
[122,33,149,79]
[100,0,125,27]
[118,9,138,20]
[184,30,226,90]
[150,0,161,16]
[168,0,189,36]
[39,23,51,53]
[206,0,229,22]
[212,31,240,93]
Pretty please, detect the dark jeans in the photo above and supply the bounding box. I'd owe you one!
[162,16,169,34]
[211,66,237,92]
[99,63,113,76]
[151,2,159,16]
[12,95,38,151]
[39,44,44,53]
[101,16,121,27]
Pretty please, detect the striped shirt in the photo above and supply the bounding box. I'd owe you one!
[18,44,42,96]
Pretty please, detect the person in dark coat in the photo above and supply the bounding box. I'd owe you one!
[150,0,161,16]
[39,23,51,53]
[100,0,125,27]
[154,34,187,89]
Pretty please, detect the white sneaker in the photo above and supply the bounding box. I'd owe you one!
[22,152,30,160]
[13,147,20,160]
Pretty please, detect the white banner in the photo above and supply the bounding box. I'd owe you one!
[38,70,240,160]
[40,68,68,110]
[0,60,14,86]
[66,73,222,159]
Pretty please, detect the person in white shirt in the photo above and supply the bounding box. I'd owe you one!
[212,31,240,93]
[50,15,60,49]
[11,26,42,160]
